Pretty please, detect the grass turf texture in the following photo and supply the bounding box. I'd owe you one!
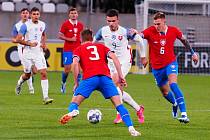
[0,71,209,140]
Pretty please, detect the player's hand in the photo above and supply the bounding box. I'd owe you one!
[141,57,148,68]
[129,28,138,36]
[69,36,77,42]
[41,43,47,49]
[119,78,127,87]
[192,53,199,64]
[73,83,79,92]
[29,41,38,47]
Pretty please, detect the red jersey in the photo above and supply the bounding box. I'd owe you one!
[73,42,111,80]
[142,26,183,69]
[59,20,83,52]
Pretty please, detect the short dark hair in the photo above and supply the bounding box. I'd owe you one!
[153,12,165,20]
[68,7,77,13]
[21,8,29,12]
[81,29,93,42]
[31,7,40,13]
[106,9,119,18]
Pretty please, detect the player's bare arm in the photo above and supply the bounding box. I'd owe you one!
[16,34,37,47]
[41,32,47,50]
[72,57,80,92]
[180,36,199,63]
[58,32,77,42]
[109,52,127,87]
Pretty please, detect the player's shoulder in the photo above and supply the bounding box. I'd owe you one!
[147,26,156,31]
[118,25,128,33]
[101,26,109,31]
[38,20,46,25]
[77,21,84,26]
[14,20,22,26]
[168,25,180,31]
[62,20,70,25]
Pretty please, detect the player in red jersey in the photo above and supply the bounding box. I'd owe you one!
[141,12,198,123]
[58,7,84,93]
[59,29,140,137]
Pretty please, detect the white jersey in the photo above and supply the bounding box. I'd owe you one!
[19,20,47,71]
[12,20,27,49]
[19,20,46,55]
[94,26,134,63]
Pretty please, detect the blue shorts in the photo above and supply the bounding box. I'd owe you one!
[74,75,119,99]
[62,51,73,65]
[152,61,178,87]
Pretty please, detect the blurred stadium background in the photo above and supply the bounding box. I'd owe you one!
[0,0,210,74]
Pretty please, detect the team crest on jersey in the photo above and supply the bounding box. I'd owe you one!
[112,35,116,40]
[40,27,43,32]
[73,28,78,33]
[160,39,166,46]
[118,35,123,41]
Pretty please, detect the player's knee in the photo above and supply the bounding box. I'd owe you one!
[40,71,47,79]
[24,73,31,80]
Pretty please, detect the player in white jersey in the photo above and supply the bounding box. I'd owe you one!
[94,9,146,124]
[14,7,53,105]
[11,8,35,94]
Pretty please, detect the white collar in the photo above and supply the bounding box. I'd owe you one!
[69,19,78,25]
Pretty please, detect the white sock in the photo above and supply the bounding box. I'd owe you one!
[122,91,140,111]
[181,112,187,117]
[27,76,34,90]
[41,79,48,99]
[18,76,25,85]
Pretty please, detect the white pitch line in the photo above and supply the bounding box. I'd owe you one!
[2,107,210,112]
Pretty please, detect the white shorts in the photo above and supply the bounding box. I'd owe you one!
[22,52,47,73]
[108,61,131,78]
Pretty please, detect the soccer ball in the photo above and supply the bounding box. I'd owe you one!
[87,109,102,124]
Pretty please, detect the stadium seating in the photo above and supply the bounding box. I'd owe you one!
[12,0,23,3]
[42,3,55,13]
[56,3,68,13]
[29,2,41,11]
[25,0,37,3]
[1,2,15,12]
[0,0,9,3]
[15,2,28,12]
[38,0,50,4]
[51,0,65,4]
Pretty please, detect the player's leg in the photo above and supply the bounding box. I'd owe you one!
[17,46,34,94]
[111,96,140,136]
[60,95,85,124]
[99,76,140,136]
[36,55,53,104]
[113,62,144,124]
[26,76,34,94]
[15,56,32,95]
[61,52,75,93]
[60,76,98,124]
[167,61,189,123]
[152,67,178,118]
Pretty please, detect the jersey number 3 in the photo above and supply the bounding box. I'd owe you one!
[87,46,100,60]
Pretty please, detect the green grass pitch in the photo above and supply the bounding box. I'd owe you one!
[0,71,209,140]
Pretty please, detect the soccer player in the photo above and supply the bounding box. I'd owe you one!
[140,12,198,123]
[59,29,140,137]
[11,8,35,94]
[94,9,145,124]
[15,7,53,105]
[58,7,84,94]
